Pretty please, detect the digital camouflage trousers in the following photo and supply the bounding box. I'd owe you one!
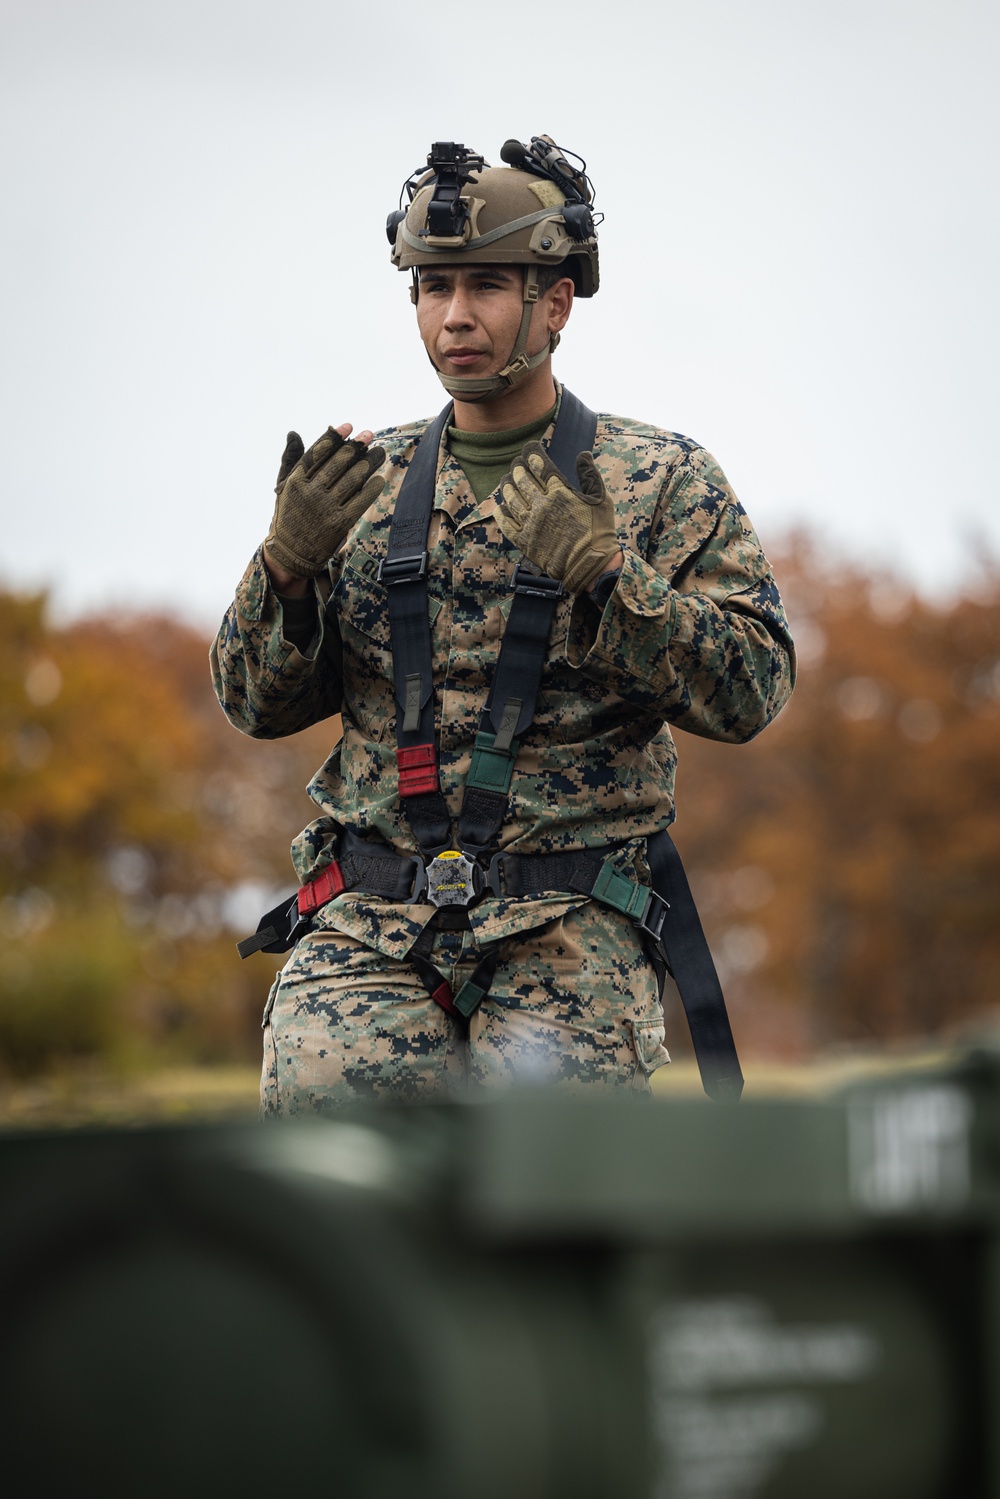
[260,900,670,1114]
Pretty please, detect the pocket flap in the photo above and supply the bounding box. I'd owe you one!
[630,1016,670,1075]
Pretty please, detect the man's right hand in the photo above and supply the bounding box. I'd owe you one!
[264,423,386,582]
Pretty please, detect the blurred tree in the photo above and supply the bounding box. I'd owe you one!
[0,588,340,1076]
[672,539,1000,1058]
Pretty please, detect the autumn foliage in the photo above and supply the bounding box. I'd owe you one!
[0,590,336,1076]
[673,540,1000,1059]
[1,543,998,1079]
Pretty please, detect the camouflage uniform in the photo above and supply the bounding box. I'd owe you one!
[212,385,795,1111]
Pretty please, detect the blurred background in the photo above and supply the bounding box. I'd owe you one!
[1,0,997,1122]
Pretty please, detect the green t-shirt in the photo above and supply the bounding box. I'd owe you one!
[447,402,557,505]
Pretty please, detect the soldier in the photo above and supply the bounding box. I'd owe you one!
[212,135,795,1113]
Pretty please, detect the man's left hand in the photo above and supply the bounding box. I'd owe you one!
[497,442,620,592]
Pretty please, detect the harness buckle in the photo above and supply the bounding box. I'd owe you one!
[512,561,564,599]
[378,551,429,586]
[423,850,484,908]
[498,352,531,382]
[486,851,507,898]
[285,901,315,950]
[406,860,427,904]
[635,888,670,952]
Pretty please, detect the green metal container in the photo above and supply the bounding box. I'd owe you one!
[3,1051,999,1496]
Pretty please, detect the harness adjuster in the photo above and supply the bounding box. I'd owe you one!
[498,352,531,383]
[378,551,429,585]
[635,887,670,951]
[512,561,564,600]
[397,744,439,798]
[296,862,346,915]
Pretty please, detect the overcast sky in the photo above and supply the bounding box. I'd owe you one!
[2,0,997,627]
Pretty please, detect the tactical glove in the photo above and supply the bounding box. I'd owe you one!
[265,428,386,577]
[498,442,618,593]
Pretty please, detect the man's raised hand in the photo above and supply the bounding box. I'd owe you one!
[265,423,386,579]
[497,442,620,593]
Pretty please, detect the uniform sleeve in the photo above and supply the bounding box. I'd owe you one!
[566,451,795,743]
[210,545,343,739]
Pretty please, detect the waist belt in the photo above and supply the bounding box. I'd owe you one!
[237,828,743,1102]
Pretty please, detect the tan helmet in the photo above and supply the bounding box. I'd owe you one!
[387,136,600,401]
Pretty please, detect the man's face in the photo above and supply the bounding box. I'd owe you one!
[415,264,570,383]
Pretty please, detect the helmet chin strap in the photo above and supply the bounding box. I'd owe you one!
[430,265,560,403]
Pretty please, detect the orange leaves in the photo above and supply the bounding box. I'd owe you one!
[674,539,1000,1056]
[0,586,336,1076]
[0,591,338,894]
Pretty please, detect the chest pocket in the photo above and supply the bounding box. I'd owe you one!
[338,550,444,642]
[337,548,391,654]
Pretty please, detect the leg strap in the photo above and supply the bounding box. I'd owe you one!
[489,839,744,1103]
[408,920,502,1022]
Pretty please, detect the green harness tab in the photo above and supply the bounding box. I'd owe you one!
[590,860,650,921]
[453,979,489,1019]
[467,731,519,795]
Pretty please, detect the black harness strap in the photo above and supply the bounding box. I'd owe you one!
[461,563,563,852]
[407,922,462,1017]
[235,828,421,960]
[337,827,421,900]
[490,835,744,1103]
[490,847,606,899]
[381,406,453,854]
[461,390,599,852]
[638,831,743,1102]
[544,387,601,476]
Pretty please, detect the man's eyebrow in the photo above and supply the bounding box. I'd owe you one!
[418,265,516,280]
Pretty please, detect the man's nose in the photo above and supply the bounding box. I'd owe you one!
[443,289,475,330]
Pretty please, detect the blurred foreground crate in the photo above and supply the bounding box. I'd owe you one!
[2,1049,1000,1498]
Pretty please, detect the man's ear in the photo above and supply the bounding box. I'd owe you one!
[546,277,575,335]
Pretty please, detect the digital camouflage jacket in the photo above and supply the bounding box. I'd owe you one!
[211,387,795,962]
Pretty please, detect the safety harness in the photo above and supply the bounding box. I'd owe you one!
[239,390,743,1102]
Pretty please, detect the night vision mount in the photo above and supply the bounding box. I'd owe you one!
[386,141,487,246]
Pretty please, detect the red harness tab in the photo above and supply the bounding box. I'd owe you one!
[297,861,346,916]
[431,979,457,1016]
[397,744,439,798]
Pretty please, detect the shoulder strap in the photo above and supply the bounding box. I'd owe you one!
[546,386,599,475]
[459,390,599,852]
[381,407,453,854]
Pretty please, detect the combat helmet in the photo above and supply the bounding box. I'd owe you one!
[387,135,600,400]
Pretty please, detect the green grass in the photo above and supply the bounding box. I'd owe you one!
[0,1064,261,1129]
[0,1039,963,1130]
